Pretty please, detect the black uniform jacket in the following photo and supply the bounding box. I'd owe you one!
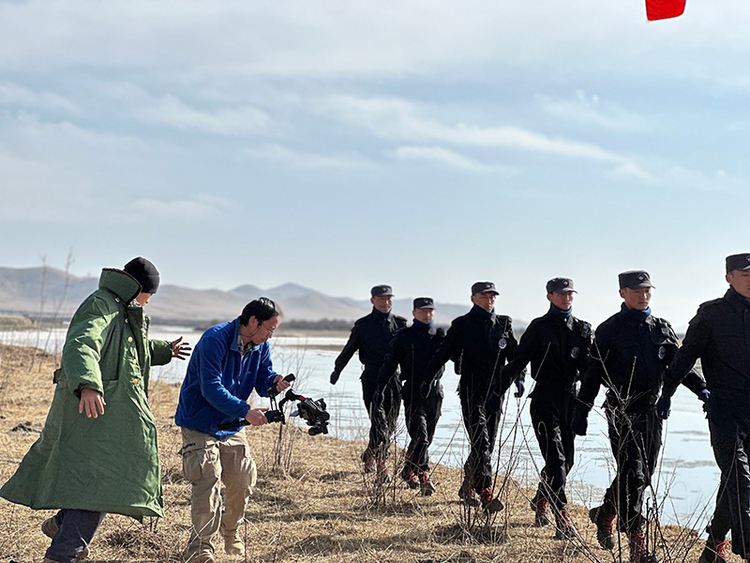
[663,288,750,401]
[334,308,408,378]
[377,322,446,397]
[503,307,592,398]
[578,304,705,415]
[425,304,517,395]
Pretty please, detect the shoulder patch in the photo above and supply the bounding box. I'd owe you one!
[578,320,592,339]
[653,317,677,340]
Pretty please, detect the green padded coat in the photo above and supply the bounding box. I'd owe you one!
[0,268,173,518]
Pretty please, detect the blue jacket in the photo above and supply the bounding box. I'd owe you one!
[175,317,277,439]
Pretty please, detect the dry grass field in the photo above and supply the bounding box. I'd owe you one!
[0,344,710,563]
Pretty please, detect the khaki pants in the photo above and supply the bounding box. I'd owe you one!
[180,427,257,559]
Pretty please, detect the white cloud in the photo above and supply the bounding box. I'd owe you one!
[612,161,654,181]
[131,194,233,219]
[132,93,272,137]
[244,143,369,168]
[665,165,745,193]
[89,82,274,137]
[0,111,152,154]
[536,91,648,131]
[391,145,489,171]
[328,95,636,164]
[0,82,78,112]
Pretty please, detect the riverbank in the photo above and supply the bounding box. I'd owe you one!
[0,344,705,562]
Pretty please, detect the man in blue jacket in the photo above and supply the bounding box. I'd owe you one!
[175,298,290,563]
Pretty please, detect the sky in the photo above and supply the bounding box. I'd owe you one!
[1,0,748,330]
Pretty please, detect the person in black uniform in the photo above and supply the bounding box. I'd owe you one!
[501,277,591,538]
[423,281,521,512]
[377,297,444,496]
[657,253,750,563]
[331,285,408,479]
[571,270,706,563]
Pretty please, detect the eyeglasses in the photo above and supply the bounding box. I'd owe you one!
[260,322,276,334]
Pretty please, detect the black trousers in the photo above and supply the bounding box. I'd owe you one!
[602,405,662,533]
[529,392,575,510]
[46,509,105,563]
[705,398,750,558]
[402,386,443,475]
[459,384,501,493]
[362,370,400,460]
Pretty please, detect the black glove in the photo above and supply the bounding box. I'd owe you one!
[655,395,671,419]
[420,381,432,399]
[514,379,525,398]
[330,370,340,385]
[571,415,588,436]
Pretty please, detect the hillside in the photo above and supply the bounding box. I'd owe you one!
[0,266,474,326]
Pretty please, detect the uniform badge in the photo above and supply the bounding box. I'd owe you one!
[581,324,590,339]
[570,347,580,359]
[658,346,666,360]
[498,338,507,349]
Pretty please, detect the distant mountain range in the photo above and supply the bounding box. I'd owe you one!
[0,266,476,327]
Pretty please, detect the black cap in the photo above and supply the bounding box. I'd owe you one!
[124,257,160,294]
[471,281,499,295]
[413,297,435,309]
[726,253,750,273]
[546,277,576,294]
[371,285,394,297]
[618,270,654,290]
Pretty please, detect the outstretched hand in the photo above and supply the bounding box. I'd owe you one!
[171,337,192,360]
[79,388,106,419]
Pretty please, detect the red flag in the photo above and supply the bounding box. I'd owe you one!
[645,0,686,20]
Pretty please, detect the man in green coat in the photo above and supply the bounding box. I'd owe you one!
[0,257,191,563]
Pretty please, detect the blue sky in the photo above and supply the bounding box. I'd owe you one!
[1,0,748,330]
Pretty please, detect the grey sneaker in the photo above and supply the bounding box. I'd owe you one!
[41,517,58,538]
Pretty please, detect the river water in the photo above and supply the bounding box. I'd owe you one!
[0,327,718,531]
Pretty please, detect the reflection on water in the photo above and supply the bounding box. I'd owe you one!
[0,328,719,529]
